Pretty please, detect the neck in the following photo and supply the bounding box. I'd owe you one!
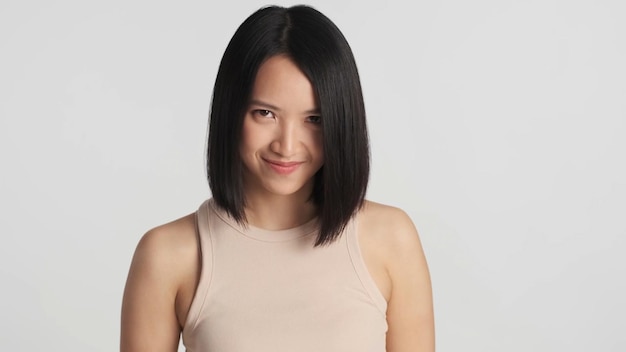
[244,192,318,231]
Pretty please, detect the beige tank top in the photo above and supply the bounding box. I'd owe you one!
[182,199,388,351]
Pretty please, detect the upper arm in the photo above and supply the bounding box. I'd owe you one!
[120,228,184,352]
[385,210,435,352]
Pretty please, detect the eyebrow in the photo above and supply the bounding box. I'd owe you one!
[249,99,320,115]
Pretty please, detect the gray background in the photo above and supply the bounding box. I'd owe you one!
[1,0,624,351]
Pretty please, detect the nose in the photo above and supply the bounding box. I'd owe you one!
[271,121,298,157]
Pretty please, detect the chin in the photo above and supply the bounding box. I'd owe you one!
[260,180,313,198]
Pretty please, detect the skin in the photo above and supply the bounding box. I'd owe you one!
[239,55,324,230]
[121,55,434,351]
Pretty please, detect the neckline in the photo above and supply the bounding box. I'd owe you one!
[209,199,319,242]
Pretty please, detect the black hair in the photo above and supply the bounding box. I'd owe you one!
[207,5,369,246]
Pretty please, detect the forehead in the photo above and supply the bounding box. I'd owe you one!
[251,55,318,111]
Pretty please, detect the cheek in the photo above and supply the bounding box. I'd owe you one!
[312,133,324,163]
[240,119,259,154]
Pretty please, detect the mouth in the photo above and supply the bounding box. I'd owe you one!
[263,158,303,175]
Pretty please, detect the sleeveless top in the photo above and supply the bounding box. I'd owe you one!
[182,199,388,351]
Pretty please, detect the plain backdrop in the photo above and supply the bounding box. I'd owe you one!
[1,0,625,351]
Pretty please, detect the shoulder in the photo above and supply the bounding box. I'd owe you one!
[355,200,425,301]
[133,213,198,275]
[121,212,200,349]
[139,213,198,254]
[357,200,420,251]
[357,200,429,291]
[125,212,200,310]
[357,200,435,351]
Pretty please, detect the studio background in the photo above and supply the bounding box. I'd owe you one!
[1,0,624,351]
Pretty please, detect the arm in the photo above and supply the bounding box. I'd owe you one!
[385,210,435,352]
[120,228,183,352]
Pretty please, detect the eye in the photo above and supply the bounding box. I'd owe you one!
[307,115,322,124]
[253,109,275,118]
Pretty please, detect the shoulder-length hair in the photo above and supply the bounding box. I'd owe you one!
[207,5,370,246]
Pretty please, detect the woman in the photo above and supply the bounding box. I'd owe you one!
[121,5,434,352]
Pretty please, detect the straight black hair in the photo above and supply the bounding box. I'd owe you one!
[207,5,370,246]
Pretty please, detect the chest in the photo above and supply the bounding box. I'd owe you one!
[182,220,388,351]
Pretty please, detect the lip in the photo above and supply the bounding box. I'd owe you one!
[263,158,303,175]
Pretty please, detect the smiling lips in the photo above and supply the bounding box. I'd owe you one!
[263,158,303,175]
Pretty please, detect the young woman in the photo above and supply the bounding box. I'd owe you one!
[121,5,434,352]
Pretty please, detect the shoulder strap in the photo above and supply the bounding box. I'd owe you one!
[182,200,214,335]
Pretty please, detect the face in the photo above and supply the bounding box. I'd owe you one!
[240,55,324,200]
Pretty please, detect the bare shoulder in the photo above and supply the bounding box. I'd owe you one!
[121,212,200,351]
[358,200,434,352]
[134,212,200,322]
[128,213,199,291]
[355,201,422,302]
[358,200,427,274]
[358,200,422,254]
[136,213,198,264]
